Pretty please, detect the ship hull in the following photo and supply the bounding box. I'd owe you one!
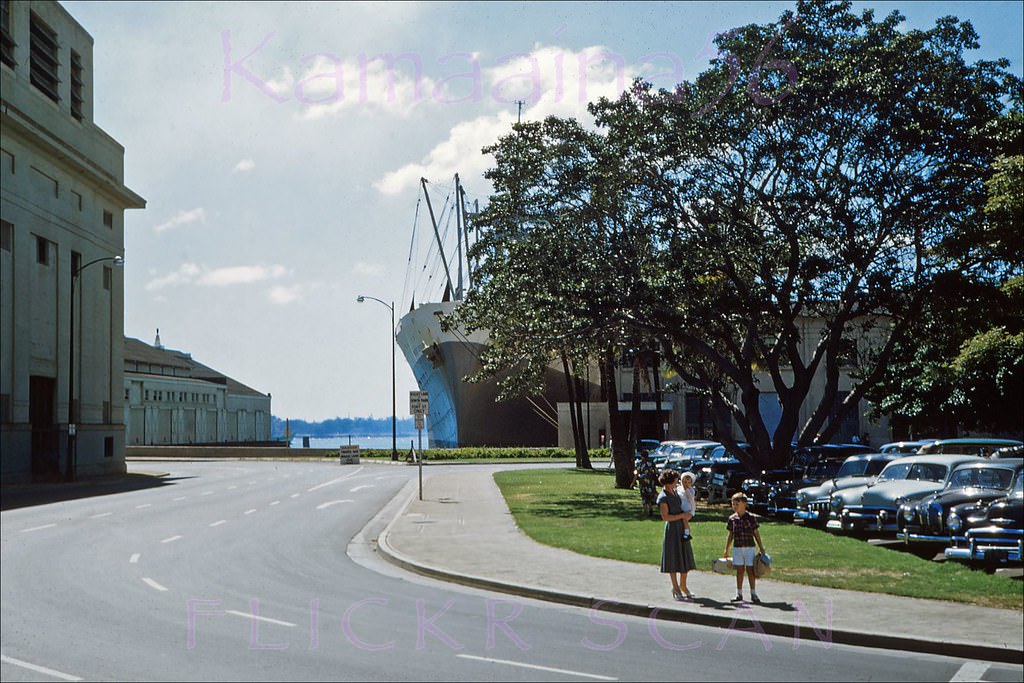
[396,302,567,448]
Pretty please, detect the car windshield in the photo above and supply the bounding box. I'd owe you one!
[946,467,1015,490]
[907,463,947,482]
[865,459,890,476]
[836,460,870,478]
[1014,475,1024,494]
[876,462,913,482]
[806,461,843,479]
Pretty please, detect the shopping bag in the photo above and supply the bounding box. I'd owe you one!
[712,557,733,574]
[754,552,772,577]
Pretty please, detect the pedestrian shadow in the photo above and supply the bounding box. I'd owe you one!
[1,473,189,510]
[690,597,796,612]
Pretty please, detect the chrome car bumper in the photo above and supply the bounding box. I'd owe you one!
[944,527,1024,563]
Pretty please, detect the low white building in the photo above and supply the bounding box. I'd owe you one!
[124,335,271,446]
[1,0,145,483]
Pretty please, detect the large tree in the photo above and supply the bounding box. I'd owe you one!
[460,0,1019,472]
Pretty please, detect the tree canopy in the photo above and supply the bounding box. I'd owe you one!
[458,0,1022,470]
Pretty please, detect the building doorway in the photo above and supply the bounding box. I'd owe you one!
[30,375,59,481]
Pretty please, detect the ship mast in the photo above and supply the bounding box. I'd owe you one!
[420,177,455,300]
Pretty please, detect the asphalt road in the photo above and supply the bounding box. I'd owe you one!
[2,460,1021,682]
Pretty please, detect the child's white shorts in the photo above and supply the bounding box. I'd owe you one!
[732,546,757,567]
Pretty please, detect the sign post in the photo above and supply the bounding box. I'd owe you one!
[409,391,428,500]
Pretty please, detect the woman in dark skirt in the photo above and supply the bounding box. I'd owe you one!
[657,469,697,600]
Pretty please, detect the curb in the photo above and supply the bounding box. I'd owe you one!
[374,483,1024,665]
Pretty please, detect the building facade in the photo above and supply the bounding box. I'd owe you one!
[558,316,892,449]
[1,0,145,483]
[124,336,271,446]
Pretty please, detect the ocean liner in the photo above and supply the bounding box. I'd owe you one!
[394,176,568,448]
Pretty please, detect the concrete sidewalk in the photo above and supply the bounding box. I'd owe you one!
[376,466,1023,664]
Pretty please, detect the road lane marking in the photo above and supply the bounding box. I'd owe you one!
[349,485,375,492]
[269,501,280,506]
[209,520,227,527]
[950,661,991,682]
[316,499,354,510]
[142,577,168,592]
[244,509,257,515]
[306,466,365,492]
[201,491,214,496]
[136,504,152,509]
[226,610,296,627]
[161,535,183,544]
[21,524,57,533]
[290,493,300,498]
[456,655,617,681]
[129,553,140,564]
[90,512,112,519]
[173,496,187,501]
[227,485,237,490]
[1,654,82,681]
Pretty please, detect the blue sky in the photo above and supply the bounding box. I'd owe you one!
[61,1,1024,422]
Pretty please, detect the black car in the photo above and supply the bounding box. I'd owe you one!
[706,458,751,503]
[898,459,1024,545]
[792,453,901,527]
[761,444,875,518]
[944,472,1024,565]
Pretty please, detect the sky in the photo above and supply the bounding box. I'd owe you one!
[60,1,1024,422]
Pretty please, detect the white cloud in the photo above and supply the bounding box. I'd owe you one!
[154,207,206,233]
[353,261,384,276]
[144,263,288,290]
[267,285,304,305]
[374,44,641,196]
[233,159,256,172]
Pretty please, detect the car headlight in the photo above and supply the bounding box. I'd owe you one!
[902,505,915,522]
[946,513,961,532]
[894,495,907,505]
[830,497,841,511]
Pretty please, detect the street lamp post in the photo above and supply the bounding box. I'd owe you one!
[67,255,123,482]
[357,295,398,461]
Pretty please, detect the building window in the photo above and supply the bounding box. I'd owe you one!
[71,189,82,210]
[29,12,60,103]
[1,147,13,174]
[103,209,113,228]
[104,436,114,458]
[103,265,112,291]
[0,0,15,68]
[1,219,11,252]
[125,388,130,401]
[36,235,49,265]
[70,50,84,120]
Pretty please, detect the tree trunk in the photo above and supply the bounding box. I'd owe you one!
[604,346,632,488]
[652,351,664,440]
[575,370,592,468]
[561,351,586,468]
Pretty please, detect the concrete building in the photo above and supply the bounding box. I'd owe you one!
[558,316,892,449]
[123,335,271,446]
[0,0,145,483]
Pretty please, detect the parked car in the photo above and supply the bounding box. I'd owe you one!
[826,454,984,535]
[944,473,1024,566]
[649,440,711,467]
[705,457,751,503]
[878,440,933,454]
[897,458,1024,545]
[918,438,1023,457]
[792,452,901,526]
[757,445,875,517]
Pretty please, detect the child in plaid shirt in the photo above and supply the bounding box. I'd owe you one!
[724,492,766,603]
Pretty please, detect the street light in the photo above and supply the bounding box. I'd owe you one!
[357,295,398,461]
[67,254,124,481]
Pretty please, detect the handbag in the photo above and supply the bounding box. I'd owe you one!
[712,557,733,574]
[754,552,772,577]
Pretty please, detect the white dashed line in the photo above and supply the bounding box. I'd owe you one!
[290,493,300,499]
[201,491,214,496]
[269,501,280,506]
[316,500,354,510]
[129,553,140,564]
[173,496,187,501]
[90,512,112,519]
[306,467,364,492]
[1,654,83,681]
[226,610,296,628]
[456,655,617,681]
[21,524,57,533]
[244,509,257,515]
[349,485,374,492]
[227,485,237,490]
[136,504,152,509]
[950,661,991,682]
[161,535,183,544]
[209,520,227,527]
[142,577,168,592]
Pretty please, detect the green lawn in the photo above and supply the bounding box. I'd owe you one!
[493,467,1024,611]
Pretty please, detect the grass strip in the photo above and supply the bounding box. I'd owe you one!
[494,467,1023,610]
